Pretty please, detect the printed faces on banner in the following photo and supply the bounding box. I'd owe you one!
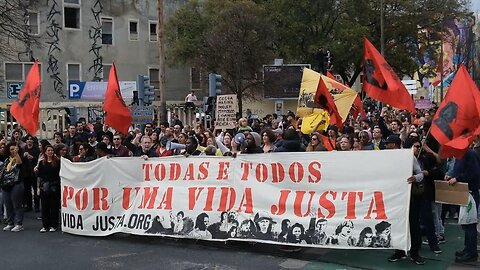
[59,150,411,250]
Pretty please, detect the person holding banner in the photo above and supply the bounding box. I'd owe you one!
[184,135,202,156]
[133,136,159,159]
[386,135,426,265]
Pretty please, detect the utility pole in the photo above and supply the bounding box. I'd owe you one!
[158,0,167,122]
[380,0,384,55]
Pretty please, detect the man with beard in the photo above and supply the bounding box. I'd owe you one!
[133,136,159,159]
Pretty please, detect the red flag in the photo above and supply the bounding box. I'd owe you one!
[10,61,41,136]
[327,71,365,119]
[319,134,335,151]
[326,71,336,81]
[431,65,480,158]
[363,38,415,112]
[351,95,367,119]
[314,77,343,126]
[103,63,132,134]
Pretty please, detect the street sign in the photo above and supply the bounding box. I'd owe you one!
[263,64,310,99]
[401,79,418,95]
[130,105,153,124]
[7,82,23,99]
[68,81,136,100]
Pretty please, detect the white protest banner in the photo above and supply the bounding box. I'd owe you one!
[215,94,238,129]
[60,150,412,251]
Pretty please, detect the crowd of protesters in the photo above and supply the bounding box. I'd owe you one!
[0,98,479,265]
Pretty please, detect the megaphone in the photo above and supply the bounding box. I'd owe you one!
[166,141,186,151]
[234,133,246,145]
[216,138,231,155]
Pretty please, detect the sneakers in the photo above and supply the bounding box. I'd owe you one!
[431,246,443,254]
[455,253,478,263]
[411,255,426,265]
[11,225,24,232]
[422,239,429,245]
[49,227,57,232]
[3,224,14,231]
[39,227,47,233]
[455,250,467,257]
[388,251,407,262]
[437,235,446,244]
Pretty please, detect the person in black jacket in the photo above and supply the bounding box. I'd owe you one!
[407,138,442,254]
[21,135,40,212]
[37,144,61,232]
[274,129,305,152]
[448,148,480,263]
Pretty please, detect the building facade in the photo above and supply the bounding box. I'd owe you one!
[0,0,206,110]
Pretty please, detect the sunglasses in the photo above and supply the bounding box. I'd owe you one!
[113,138,121,140]
[413,145,421,148]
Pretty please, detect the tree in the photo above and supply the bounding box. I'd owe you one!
[260,0,470,86]
[165,0,274,114]
[0,0,40,60]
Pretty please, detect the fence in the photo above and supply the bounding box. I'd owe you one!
[0,108,67,140]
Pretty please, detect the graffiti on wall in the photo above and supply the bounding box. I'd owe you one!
[88,0,103,81]
[46,0,65,98]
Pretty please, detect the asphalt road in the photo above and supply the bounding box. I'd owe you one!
[0,212,478,270]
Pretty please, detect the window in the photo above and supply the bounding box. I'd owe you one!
[129,20,139,41]
[64,0,81,29]
[67,63,81,81]
[28,12,39,35]
[4,62,42,82]
[149,21,158,42]
[101,17,113,45]
[148,68,159,89]
[102,64,112,81]
[190,67,201,90]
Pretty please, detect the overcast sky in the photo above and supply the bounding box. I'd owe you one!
[472,0,480,11]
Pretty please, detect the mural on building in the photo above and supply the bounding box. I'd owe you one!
[88,0,103,81]
[415,16,477,100]
[46,0,64,98]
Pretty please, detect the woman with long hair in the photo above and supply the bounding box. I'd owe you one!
[306,132,327,152]
[37,145,61,232]
[261,129,277,153]
[1,142,24,232]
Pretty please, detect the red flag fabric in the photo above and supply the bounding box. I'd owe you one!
[103,63,132,135]
[431,65,480,158]
[10,61,41,136]
[363,38,415,113]
[314,77,343,127]
[326,71,336,81]
[326,71,366,119]
[351,95,367,120]
[319,134,335,151]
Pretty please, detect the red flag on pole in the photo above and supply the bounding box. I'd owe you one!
[327,71,366,119]
[363,38,415,113]
[314,77,343,127]
[431,65,480,158]
[103,63,132,135]
[10,61,41,136]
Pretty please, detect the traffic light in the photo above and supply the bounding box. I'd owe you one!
[137,75,155,105]
[208,73,222,97]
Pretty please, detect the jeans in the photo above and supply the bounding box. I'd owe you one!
[432,202,444,237]
[420,199,439,247]
[23,176,39,210]
[461,190,479,257]
[409,196,422,256]
[3,183,25,226]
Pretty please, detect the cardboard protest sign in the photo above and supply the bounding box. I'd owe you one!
[215,94,238,129]
[434,180,469,206]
